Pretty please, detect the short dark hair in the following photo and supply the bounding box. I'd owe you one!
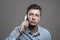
[26,4,42,16]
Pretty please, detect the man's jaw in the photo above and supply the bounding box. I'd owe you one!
[28,23,37,27]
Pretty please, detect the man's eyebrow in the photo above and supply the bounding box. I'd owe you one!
[29,13,33,14]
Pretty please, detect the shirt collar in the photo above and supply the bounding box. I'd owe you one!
[24,25,40,35]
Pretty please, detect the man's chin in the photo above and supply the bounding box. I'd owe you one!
[29,23,37,26]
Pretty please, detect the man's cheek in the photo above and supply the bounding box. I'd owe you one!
[36,19,39,22]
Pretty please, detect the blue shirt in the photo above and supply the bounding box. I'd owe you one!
[5,25,51,40]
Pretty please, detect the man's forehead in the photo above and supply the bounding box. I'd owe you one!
[28,9,40,14]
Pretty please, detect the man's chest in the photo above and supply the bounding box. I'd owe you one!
[20,32,46,40]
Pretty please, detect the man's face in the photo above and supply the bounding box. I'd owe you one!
[27,9,41,26]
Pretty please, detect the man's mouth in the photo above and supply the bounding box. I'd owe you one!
[31,21,36,23]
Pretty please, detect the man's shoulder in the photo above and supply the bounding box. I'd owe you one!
[39,26,51,35]
[39,26,51,40]
[13,26,20,30]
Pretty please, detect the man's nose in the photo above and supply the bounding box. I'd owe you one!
[32,16,36,20]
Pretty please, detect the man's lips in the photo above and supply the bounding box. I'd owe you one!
[31,21,36,23]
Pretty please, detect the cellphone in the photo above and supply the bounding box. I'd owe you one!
[24,15,29,27]
[24,15,28,21]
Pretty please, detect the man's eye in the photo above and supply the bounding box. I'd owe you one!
[35,14,39,17]
[29,13,33,16]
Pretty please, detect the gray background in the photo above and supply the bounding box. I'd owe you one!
[0,0,60,40]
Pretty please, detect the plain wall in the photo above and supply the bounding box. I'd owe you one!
[0,0,60,40]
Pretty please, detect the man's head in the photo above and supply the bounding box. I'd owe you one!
[26,4,42,26]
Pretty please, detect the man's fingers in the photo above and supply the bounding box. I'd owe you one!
[19,20,29,33]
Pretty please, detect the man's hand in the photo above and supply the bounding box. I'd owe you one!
[19,20,29,33]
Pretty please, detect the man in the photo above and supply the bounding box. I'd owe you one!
[5,4,51,40]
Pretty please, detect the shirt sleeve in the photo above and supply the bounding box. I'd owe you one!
[5,26,20,40]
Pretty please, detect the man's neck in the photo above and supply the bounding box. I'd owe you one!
[28,24,38,34]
